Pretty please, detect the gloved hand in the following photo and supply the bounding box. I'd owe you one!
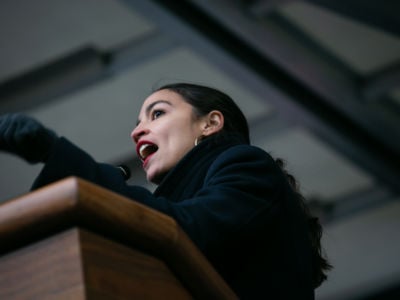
[0,113,58,163]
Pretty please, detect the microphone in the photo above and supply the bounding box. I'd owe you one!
[117,165,131,181]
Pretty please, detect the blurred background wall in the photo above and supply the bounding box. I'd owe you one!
[1,1,399,298]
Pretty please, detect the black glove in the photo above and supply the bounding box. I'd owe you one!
[0,113,58,163]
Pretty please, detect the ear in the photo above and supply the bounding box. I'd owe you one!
[202,110,224,137]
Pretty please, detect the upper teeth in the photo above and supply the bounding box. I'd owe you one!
[139,144,157,160]
[139,144,150,159]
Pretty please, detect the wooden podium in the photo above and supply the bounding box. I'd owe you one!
[0,177,237,299]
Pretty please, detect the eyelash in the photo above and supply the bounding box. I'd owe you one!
[151,109,164,120]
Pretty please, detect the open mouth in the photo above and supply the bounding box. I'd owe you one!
[137,142,158,162]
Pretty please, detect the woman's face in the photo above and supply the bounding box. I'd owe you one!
[131,89,206,184]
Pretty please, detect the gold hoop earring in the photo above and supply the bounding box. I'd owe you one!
[194,136,203,146]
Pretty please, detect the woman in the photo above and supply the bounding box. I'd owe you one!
[0,83,330,299]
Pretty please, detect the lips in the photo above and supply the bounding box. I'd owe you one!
[136,141,158,162]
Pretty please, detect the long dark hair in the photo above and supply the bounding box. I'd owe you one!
[157,82,331,287]
[156,83,250,144]
[275,158,332,287]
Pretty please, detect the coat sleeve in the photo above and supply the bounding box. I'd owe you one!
[32,137,129,192]
[32,137,286,253]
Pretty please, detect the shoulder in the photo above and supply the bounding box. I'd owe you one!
[205,144,284,188]
[210,144,276,169]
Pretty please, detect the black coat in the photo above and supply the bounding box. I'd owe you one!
[32,134,314,299]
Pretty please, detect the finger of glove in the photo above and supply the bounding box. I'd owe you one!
[0,114,22,150]
[0,114,41,151]
[0,113,46,162]
[0,113,58,163]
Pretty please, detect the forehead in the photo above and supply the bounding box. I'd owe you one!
[144,89,182,102]
[139,89,188,113]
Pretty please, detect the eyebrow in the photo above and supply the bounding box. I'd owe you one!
[136,100,172,125]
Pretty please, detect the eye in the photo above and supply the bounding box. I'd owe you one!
[151,109,164,120]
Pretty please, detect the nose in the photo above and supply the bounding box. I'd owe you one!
[131,123,149,144]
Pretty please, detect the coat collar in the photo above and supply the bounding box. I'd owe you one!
[153,133,247,198]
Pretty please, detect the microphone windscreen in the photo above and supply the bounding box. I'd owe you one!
[117,165,131,180]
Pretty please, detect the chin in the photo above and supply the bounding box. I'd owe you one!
[147,172,165,185]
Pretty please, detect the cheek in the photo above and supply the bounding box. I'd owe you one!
[159,118,198,161]
[175,139,196,161]
[164,139,192,164]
